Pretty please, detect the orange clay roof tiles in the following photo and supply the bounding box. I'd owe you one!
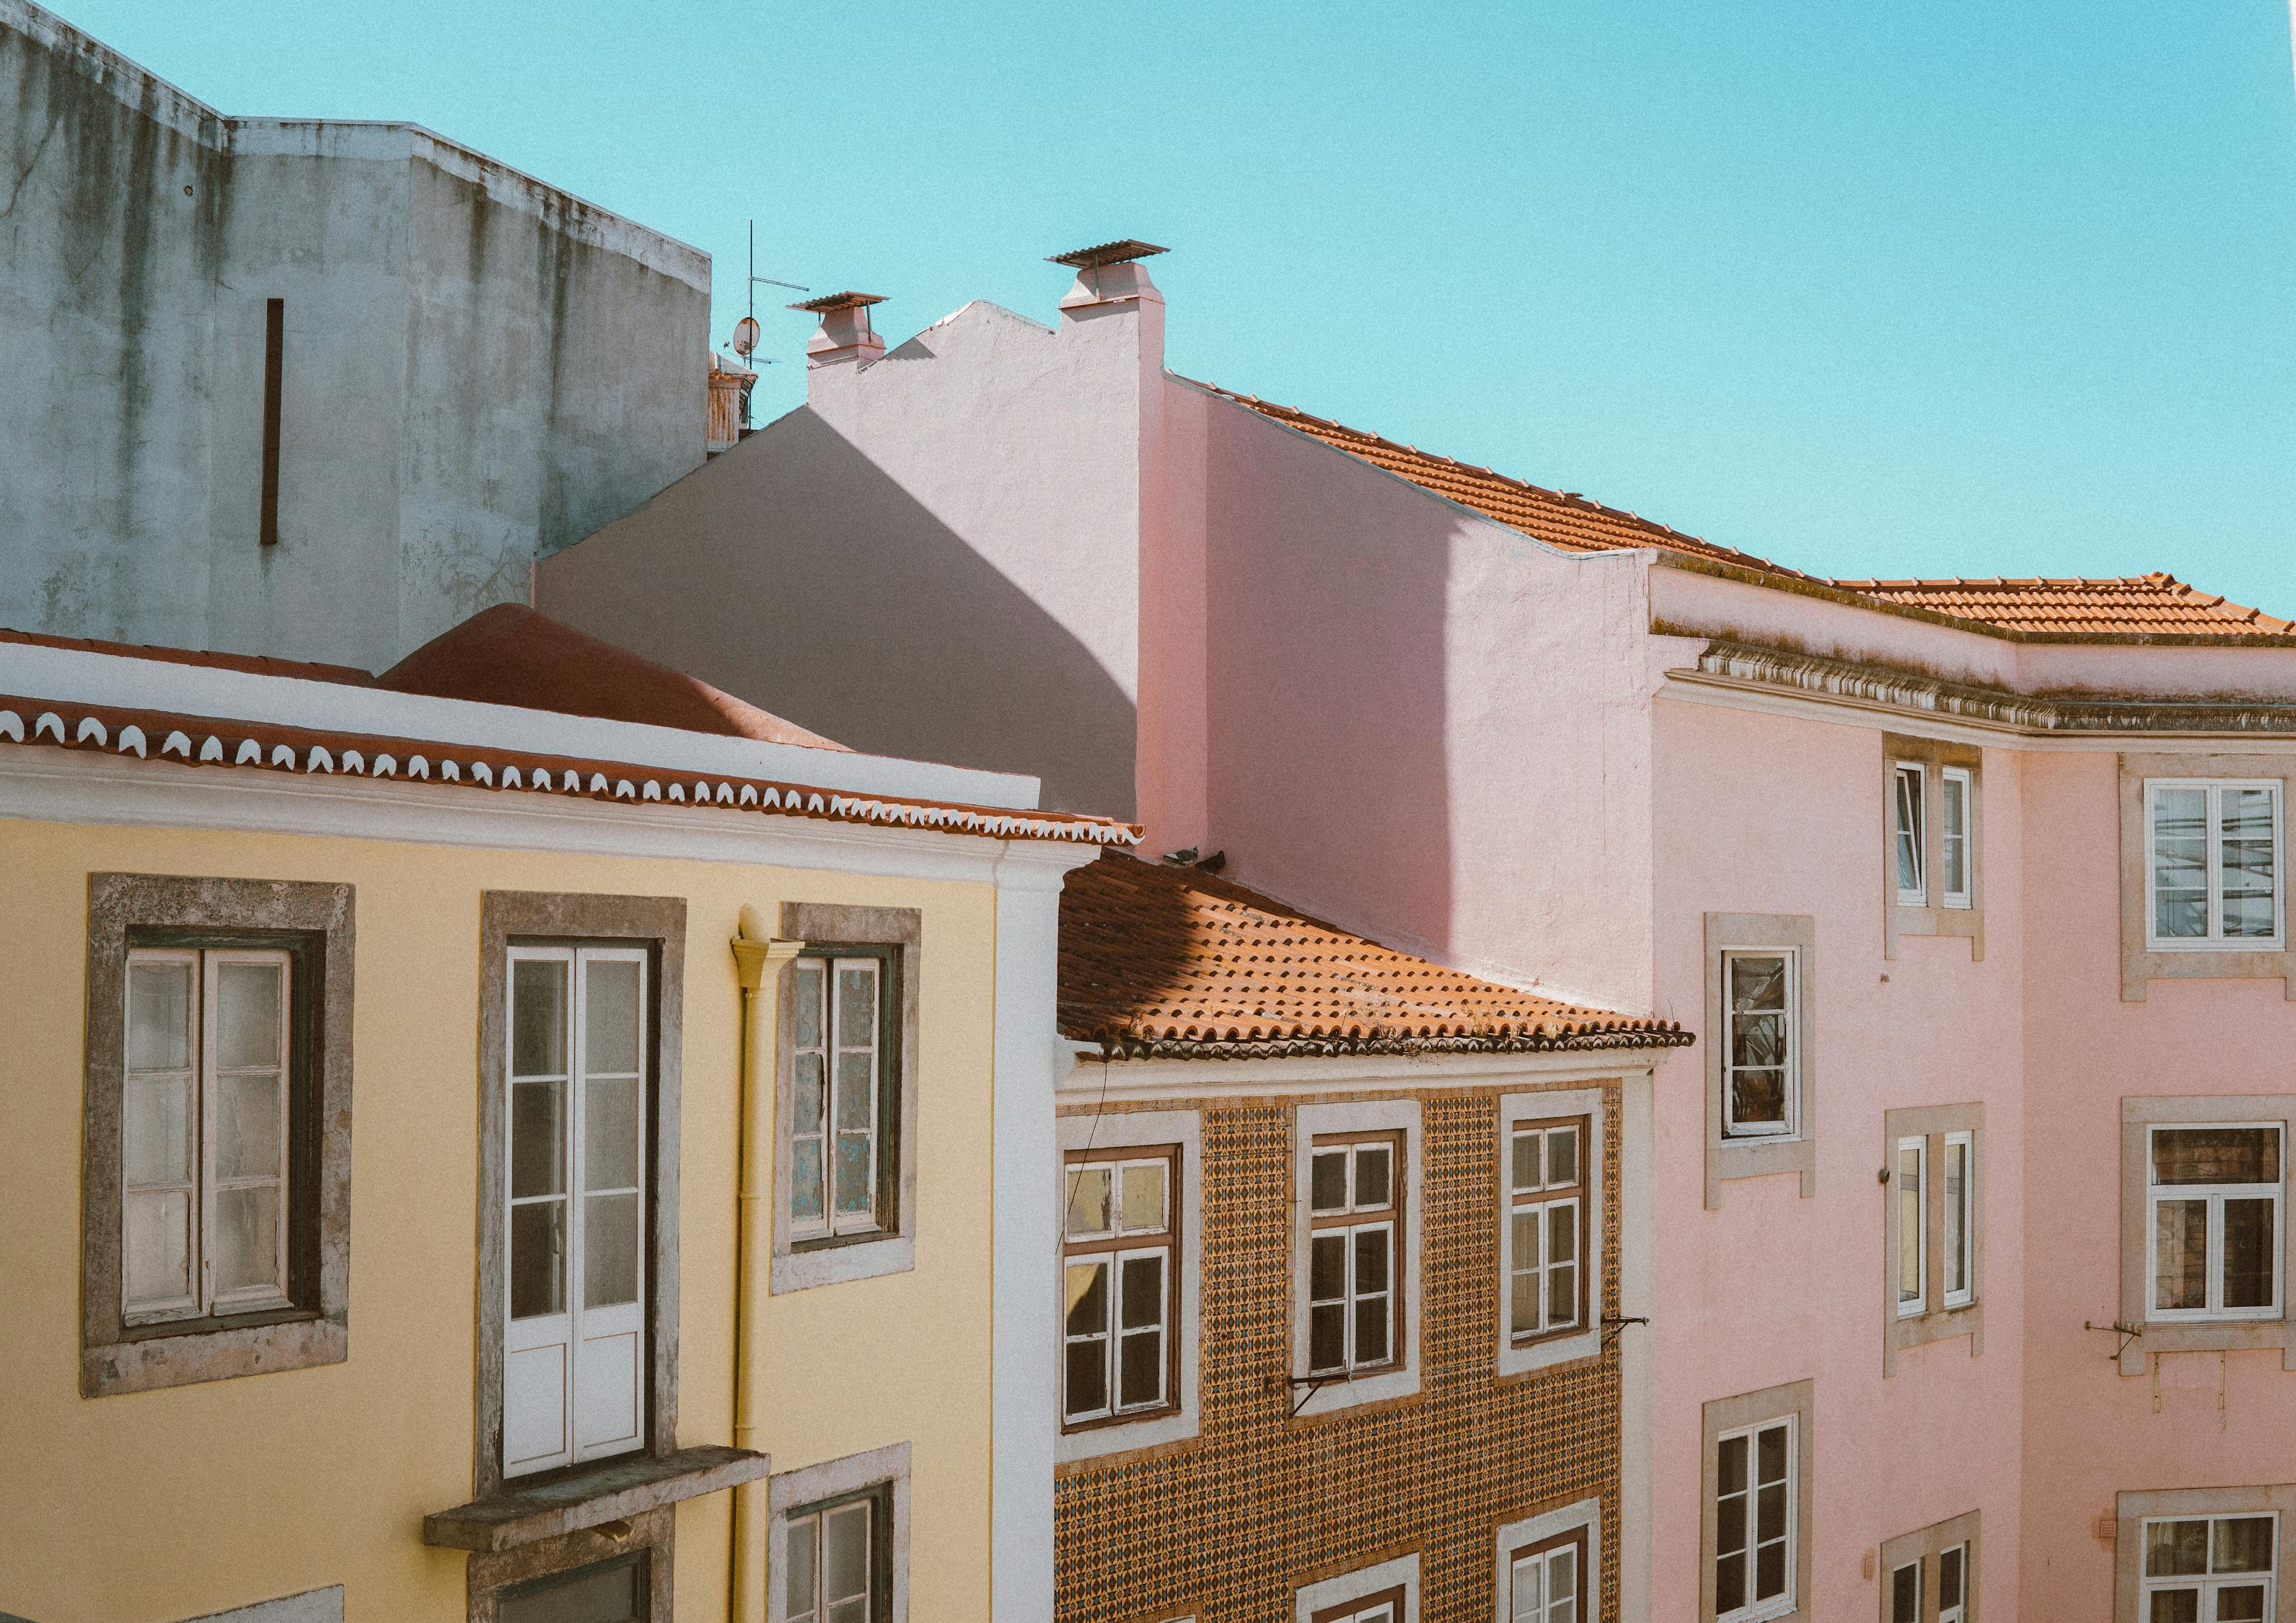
[1059,851,1689,1060]
[1196,382,2295,641]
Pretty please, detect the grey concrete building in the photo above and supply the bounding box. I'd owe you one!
[1,0,710,671]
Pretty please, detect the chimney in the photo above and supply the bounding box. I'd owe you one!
[1049,239,1167,322]
[791,291,887,369]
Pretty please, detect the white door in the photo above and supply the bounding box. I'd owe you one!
[504,946,648,1477]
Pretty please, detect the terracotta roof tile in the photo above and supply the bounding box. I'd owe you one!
[1059,852,1688,1060]
[1195,381,2294,641]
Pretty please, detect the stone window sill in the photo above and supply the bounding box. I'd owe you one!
[421,1444,768,1553]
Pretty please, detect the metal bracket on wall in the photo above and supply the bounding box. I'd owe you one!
[1601,1315,1650,1349]
[1277,1373,1336,1418]
[2083,1319,2145,1363]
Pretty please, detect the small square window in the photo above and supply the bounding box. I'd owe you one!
[2147,1125,2283,1322]
[2147,780,2284,949]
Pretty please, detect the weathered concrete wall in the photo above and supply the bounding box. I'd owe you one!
[0,0,708,670]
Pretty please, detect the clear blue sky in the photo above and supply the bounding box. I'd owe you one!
[63,0,2296,612]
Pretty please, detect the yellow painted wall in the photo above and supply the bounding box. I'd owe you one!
[0,818,1000,1622]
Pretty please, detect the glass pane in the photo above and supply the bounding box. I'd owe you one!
[2216,1516,2277,1573]
[1550,1548,1577,1604]
[215,961,283,1070]
[785,1519,818,1618]
[123,1188,191,1306]
[1890,1564,1920,1623]
[584,958,641,1074]
[2153,1127,2279,1186]
[1065,1166,1112,1236]
[1119,1327,1162,1407]
[1120,1162,1167,1233]
[824,1502,871,1601]
[794,1053,826,1135]
[834,1132,875,1216]
[1308,1301,1346,1371]
[2225,1200,2277,1309]
[1717,1433,1749,1497]
[1729,956,1788,1013]
[1940,1544,1965,1606]
[2153,1200,2210,1311]
[1757,1422,1788,1485]
[1513,1130,1541,1192]
[1898,1148,1924,1305]
[1715,1550,1746,1614]
[1511,1267,1539,1337]
[1547,1127,1578,1187]
[835,1052,874,1130]
[791,1141,824,1222]
[2221,788,2279,938]
[1945,1143,1969,1295]
[123,1073,193,1187]
[511,959,568,1077]
[2217,1585,2267,1623]
[2148,1592,2199,1623]
[1352,1293,1389,1365]
[511,1080,566,1199]
[127,959,193,1070]
[1064,1260,1107,1337]
[1311,1149,1347,1212]
[499,1556,643,1623]
[1755,1540,1786,1601]
[1120,1252,1164,1332]
[1511,1554,1541,1622]
[1896,767,1925,893]
[835,962,877,1047]
[216,1072,284,1182]
[1353,1228,1390,1296]
[584,1191,639,1308]
[1354,1144,1392,1208]
[212,1184,281,1296]
[2146,1518,2210,1577]
[793,962,824,1050]
[1310,1233,1346,1302]
[2153,787,2209,938]
[1732,1011,1787,1070]
[1549,1201,1577,1266]
[1065,1336,1108,1418]
[1547,1258,1576,1328]
[1732,1070,1787,1128]
[586,1076,641,1191]
[511,1200,566,1319]
[1756,1482,1786,1544]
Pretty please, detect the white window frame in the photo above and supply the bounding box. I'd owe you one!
[1938,1541,1970,1623]
[1943,1131,1975,1308]
[1895,1136,1927,1320]
[1061,1151,1176,1428]
[1720,949,1799,1140]
[121,946,296,1326]
[1508,1119,1586,1342]
[2147,1122,2285,1324]
[787,952,887,1243]
[1886,1560,1920,1623]
[1296,1552,1420,1623]
[1494,1497,1602,1623]
[2139,1513,2278,1623]
[786,1492,879,1623]
[1941,767,1974,910]
[1499,1088,1605,1378]
[1893,762,1929,906]
[767,1443,910,1623]
[1291,1098,1421,1418]
[1307,1135,1400,1377]
[2146,780,2286,951]
[502,944,650,1479]
[1714,1415,1797,1623]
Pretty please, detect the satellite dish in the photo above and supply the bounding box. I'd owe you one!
[731,316,762,359]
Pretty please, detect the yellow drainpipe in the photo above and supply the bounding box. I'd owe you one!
[730,907,803,1623]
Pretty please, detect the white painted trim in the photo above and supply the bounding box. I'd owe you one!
[1618,1070,1655,1623]
[1493,1498,1603,1623]
[1059,1047,1661,1102]
[0,750,1101,887]
[0,640,1042,808]
[765,1441,911,1623]
[1497,1088,1604,1378]
[1291,1098,1422,1418]
[1293,1551,1421,1623]
[1055,1109,1202,1464]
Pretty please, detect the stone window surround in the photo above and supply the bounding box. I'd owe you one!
[1497,1087,1605,1378]
[2119,753,2296,1001]
[1881,1103,1986,1377]
[1882,734,1984,962]
[1054,1107,1202,1466]
[1492,1497,1603,1623]
[1290,1097,1423,1419]
[475,891,687,1500]
[1699,1378,1816,1623]
[2117,1094,2296,1374]
[1702,915,1818,1212]
[82,872,356,1399]
[1877,1509,1981,1623]
[766,1441,912,1623]
[2113,1484,2296,1623]
[465,1508,672,1623]
[770,902,922,1293]
[1293,1551,1421,1623]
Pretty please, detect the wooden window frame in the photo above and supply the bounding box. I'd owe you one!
[1508,1116,1590,1346]
[1877,1511,1981,1623]
[82,874,354,1399]
[2147,1123,2285,1325]
[1306,1130,1404,1378]
[1882,734,1984,960]
[1310,1588,1407,1623]
[1061,1145,1181,1432]
[1508,1526,1591,1623]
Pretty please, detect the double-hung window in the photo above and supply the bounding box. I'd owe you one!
[1722,951,1796,1139]
[503,945,649,1477]
[2148,781,2284,949]
[1894,1137,1927,1319]
[122,946,297,1324]
[788,948,897,1242]
[1940,769,1973,910]
[787,1487,889,1623]
[2142,1514,2275,1622]
[1509,1529,1587,1623]
[1893,763,1928,906]
[1509,1119,1587,1342]
[1308,1133,1401,1376]
[2149,1125,2283,1321]
[1715,1417,1795,1623]
[1062,1149,1177,1427]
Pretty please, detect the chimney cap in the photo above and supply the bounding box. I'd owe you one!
[1047,239,1169,270]
[789,291,887,315]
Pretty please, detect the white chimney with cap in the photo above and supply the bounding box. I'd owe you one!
[791,290,888,369]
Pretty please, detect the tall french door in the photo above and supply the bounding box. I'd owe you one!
[504,945,648,1477]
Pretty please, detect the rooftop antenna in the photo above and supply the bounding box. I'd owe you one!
[731,218,809,428]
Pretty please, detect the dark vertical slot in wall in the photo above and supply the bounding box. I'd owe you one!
[260,298,284,547]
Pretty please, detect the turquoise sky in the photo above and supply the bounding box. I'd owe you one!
[65,1,2296,615]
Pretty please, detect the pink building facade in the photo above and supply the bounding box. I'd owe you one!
[542,248,2296,1621]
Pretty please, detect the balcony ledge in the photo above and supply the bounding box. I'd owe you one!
[422,1443,769,1553]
